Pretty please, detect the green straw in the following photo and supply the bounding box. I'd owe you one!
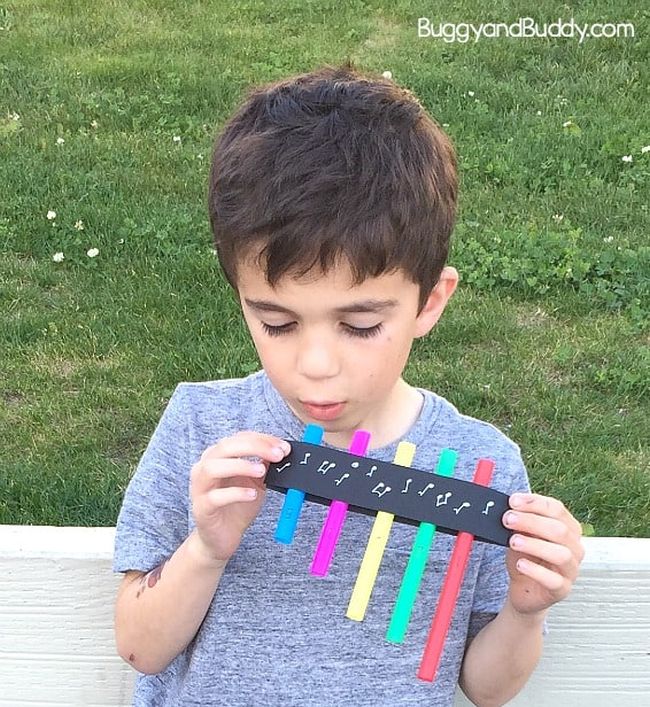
[386,448,457,643]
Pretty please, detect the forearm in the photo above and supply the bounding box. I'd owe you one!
[114,529,227,675]
[459,597,546,707]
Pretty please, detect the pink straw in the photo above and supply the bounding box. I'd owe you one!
[310,430,371,577]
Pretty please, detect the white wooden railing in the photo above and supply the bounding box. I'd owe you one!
[1,527,648,706]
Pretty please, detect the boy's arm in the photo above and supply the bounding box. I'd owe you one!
[114,529,227,675]
[459,491,584,707]
[458,598,546,707]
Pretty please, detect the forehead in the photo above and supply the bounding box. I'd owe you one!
[235,256,417,305]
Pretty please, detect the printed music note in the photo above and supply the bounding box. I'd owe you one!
[351,461,360,469]
[435,492,451,507]
[418,482,435,497]
[371,482,392,499]
[277,462,291,473]
[453,502,471,515]
[401,478,412,494]
[366,465,378,478]
[317,461,336,474]
[335,473,350,486]
[299,452,311,465]
[482,501,495,515]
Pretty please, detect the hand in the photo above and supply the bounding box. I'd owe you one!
[502,493,585,617]
[190,431,291,563]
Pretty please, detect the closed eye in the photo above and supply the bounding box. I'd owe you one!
[261,322,383,339]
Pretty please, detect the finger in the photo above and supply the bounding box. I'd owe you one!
[509,493,566,518]
[191,457,267,495]
[509,534,580,581]
[202,485,260,513]
[515,557,570,596]
[509,493,582,534]
[503,509,574,547]
[203,433,291,464]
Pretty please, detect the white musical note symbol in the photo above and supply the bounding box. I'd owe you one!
[418,482,435,497]
[334,473,350,486]
[436,491,452,507]
[453,501,471,515]
[371,482,392,499]
[401,478,412,494]
[366,465,378,478]
[277,462,291,473]
[351,461,360,469]
[482,501,495,515]
[317,461,336,474]
[299,452,311,465]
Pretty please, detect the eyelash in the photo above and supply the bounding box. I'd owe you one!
[261,322,383,339]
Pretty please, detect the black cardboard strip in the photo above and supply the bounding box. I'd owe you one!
[265,441,512,546]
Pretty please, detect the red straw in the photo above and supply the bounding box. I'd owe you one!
[417,458,495,682]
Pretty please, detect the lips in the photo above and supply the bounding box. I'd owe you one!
[301,400,346,421]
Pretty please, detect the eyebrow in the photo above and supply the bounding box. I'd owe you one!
[244,298,399,316]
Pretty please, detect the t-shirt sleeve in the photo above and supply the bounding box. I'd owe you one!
[112,384,192,574]
[466,447,549,641]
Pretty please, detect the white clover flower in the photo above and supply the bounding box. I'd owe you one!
[46,210,56,220]
[56,137,65,145]
[10,112,20,121]
[603,236,614,243]
[468,91,475,97]
[641,145,650,154]
[562,120,573,128]
[74,219,84,231]
[536,110,542,116]
[553,214,564,223]
[382,70,392,79]
[87,247,99,258]
[621,155,633,163]
[90,119,98,129]
[173,135,181,144]
[52,252,64,263]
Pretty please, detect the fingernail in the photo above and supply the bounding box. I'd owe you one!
[252,463,266,475]
[505,512,518,527]
[272,447,284,460]
[510,534,524,549]
[510,493,525,508]
[281,441,291,454]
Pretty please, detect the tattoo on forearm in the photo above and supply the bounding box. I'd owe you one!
[135,559,169,598]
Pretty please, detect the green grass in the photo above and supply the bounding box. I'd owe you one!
[1,0,648,537]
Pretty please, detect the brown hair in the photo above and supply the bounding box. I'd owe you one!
[208,62,458,313]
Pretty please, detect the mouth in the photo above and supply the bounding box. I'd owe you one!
[300,400,346,421]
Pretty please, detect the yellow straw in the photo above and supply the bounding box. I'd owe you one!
[346,441,416,621]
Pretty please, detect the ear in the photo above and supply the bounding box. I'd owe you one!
[413,266,459,338]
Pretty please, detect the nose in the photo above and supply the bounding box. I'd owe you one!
[296,330,340,380]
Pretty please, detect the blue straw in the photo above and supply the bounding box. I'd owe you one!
[274,424,324,544]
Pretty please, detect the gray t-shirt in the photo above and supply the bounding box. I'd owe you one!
[113,370,533,706]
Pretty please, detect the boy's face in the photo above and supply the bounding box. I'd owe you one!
[236,254,457,446]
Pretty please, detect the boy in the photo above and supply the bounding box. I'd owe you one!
[113,64,584,706]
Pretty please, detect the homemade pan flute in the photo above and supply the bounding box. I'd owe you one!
[265,424,512,683]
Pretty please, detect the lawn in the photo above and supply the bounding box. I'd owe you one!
[1,0,648,536]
